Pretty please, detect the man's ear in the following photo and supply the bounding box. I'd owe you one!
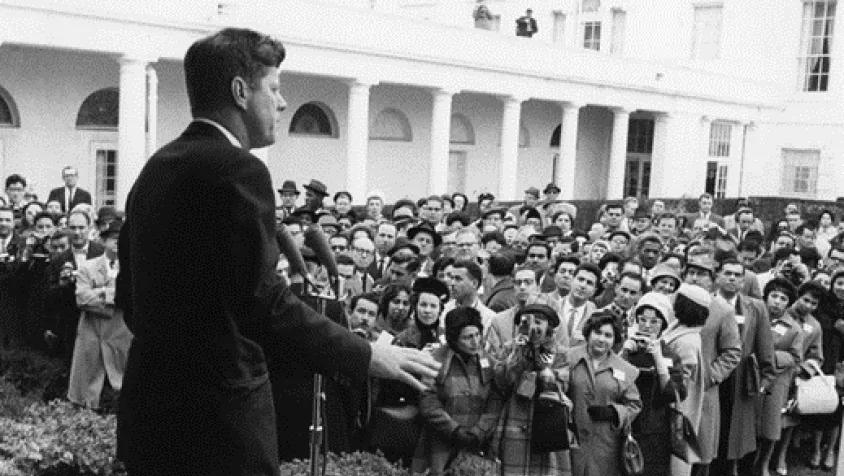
[231,76,249,111]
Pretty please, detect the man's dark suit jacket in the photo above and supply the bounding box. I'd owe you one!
[116,122,372,475]
[516,16,538,37]
[47,187,92,212]
[45,242,105,360]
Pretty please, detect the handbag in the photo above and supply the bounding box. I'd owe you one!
[530,387,572,453]
[743,354,761,397]
[447,451,501,475]
[620,423,645,476]
[669,387,699,463]
[368,404,421,456]
[795,360,839,415]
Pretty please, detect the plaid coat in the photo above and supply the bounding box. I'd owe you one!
[490,337,572,476]
[411,346,504,475]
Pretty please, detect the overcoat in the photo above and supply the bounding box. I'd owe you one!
[661,323,705,467]
[697,295,742,463]
[567,344,642,476]
[116,122,371,476]
[722,294,775,459]
[782,309,824,428]
[411,346,503,475]
[67,254,132,409]
[757,312,803,440]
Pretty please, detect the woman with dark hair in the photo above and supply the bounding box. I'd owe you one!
[816,209,837,253]
[393,278,450,350]
[806,269,844,470]
[19,201,44,234]
[332,190,354,216]
[772,280,825,476]
[376,283,412,335]
[620,292,686,476]
[755,278,803,476]
[659,283,708,476]
[567,310,642,476]
[451,193,469,213]
[551,211,575,237]
[411,307,503,475]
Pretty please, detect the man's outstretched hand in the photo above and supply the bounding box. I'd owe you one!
[368,341,441,392]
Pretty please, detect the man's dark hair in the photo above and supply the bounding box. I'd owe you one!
[574,262,601,284]
[5,174,26,189]
[513,264,542,283]
[446,212,472,227]
[617,271,646,292]
[598,252,623,270]
[699,193,713,201]
[716,256,744,274]
[452,259,483,288]
[552,254,581,273]
[773,247,796,266]
[390,252,421,274]
[797,281,827,301]
[184,28,286,115]
[432,256,455,278]
[333,191,352,203]
[526,242,550,258]
[795,223,816,235]
[336,254,355,266]
[350,292,381,313]
[605,203,623,213]
[482,231,507,247]
[488,253,514,277]
[737,240,759,255]
[33,212,56,226]
[50,228,72,242]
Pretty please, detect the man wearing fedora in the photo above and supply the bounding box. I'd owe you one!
[276,180,299,220]
[303,178,329,213]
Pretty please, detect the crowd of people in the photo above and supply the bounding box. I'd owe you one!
[1,164,844,476]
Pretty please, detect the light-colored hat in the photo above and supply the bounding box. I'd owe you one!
[677,283,712,309]
[634,292,675,327]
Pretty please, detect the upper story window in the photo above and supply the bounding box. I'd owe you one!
[781,148,820,196]
[582,0,600,13]
[584,21,602,50]
[289,102,338,137]
[0,86,20,127]
[708,122,732,157]
[76,87,119,130]
[692,5,723,60]
[799,0,836,92]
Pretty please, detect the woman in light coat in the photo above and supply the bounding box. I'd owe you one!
[567,310,642,476]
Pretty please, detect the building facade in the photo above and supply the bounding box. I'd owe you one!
[0,0,840,209]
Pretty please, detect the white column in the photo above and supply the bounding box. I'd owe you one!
[345,80,372,204]
[145,65,158,159]
[651,112,700,198]
[649,113,671,198]
[735,121,755,197]
[428,88,455,195]
[555,102,583,200]
[498,96,523,200]
[117,55,152,210]
[607,107,630,200]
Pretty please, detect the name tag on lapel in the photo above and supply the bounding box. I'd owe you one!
[803,323,813,334]
[612,368,626,382]
[773,324,788,336]
[734,314,745,325]
[480,358,490,369]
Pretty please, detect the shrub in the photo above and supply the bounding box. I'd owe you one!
[0,399,123,476]
[279,452,409,476]
[0,349,66,400]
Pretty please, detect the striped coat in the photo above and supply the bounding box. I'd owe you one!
[411,346,503,475]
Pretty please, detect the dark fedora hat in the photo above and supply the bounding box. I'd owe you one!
[277,180,300,196]
[407,222,442,247]
[303,179,328,197]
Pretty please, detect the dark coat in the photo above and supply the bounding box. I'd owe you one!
[116,122,371,476]
[47,186,92,212]
[0,234,26,349]
[485,277,518,313]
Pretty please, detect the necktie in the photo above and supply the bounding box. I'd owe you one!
[66,187,73,211]
[567,308,578,338]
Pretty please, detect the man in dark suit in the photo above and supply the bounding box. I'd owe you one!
[0,206,25,349]
[515,8,538,37]
[47,166,92,213]
[684,192,725,230]
[116,28,439,476]
[45,210,104,363]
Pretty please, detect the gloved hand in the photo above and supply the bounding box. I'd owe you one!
[587,405,617,423]
[451,426,480,449]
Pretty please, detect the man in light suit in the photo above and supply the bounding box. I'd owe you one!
[47,166,92,213]
[117,28,439,476]
[67,220,132,409]
[683,255,741,476]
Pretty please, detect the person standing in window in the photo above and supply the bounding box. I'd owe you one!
[48,166,92,213]
[473,2,495,30]
[516,9,538,37]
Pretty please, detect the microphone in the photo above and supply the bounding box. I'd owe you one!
[277,224,307,279]
[304,224,338,278]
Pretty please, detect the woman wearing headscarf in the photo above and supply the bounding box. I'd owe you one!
[660,284,709,476]
[620,292,686,476]
[393,277,450,350]
[411,307,503,475]
[491,304,572,476]
[568,310,642,476]
[754,278,803,476]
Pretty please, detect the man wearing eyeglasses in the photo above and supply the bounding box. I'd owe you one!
[48,166,92,213]
[350,236,376,293]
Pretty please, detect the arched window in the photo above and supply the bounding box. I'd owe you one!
[76,87,119,130]
[370,108,412,141]
[289,102,338,137]
[0,86,20,127]
[549,124,561,147]
[449,113,475,145]
[519,124,530,148]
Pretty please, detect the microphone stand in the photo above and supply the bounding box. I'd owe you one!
[308,272,340,476]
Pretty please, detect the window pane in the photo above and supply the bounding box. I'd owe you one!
[800,1,835,92]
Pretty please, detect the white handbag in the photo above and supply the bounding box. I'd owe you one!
[795,360,839,415]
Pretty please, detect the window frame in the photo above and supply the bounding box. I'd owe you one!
[583,21,602,50]
[0,86,20,128]
[798,0,836,92]
[780,148,821,197]
[91,140,118,209]
[369,108,413,142]
[708,121,732,158]
[288,101,339,138]
[76,87,119,131]
[691,3,724,60]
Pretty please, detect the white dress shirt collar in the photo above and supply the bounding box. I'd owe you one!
[192,118,243,148]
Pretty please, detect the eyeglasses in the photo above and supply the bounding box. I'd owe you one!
[527,253,547,260]
[513,278,535,286]
[331,245,347,252]
[556,268,576,275]
[456,242,477,248]
[352,247,373,257]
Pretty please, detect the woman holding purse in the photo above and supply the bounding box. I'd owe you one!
[567,310,642,476]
